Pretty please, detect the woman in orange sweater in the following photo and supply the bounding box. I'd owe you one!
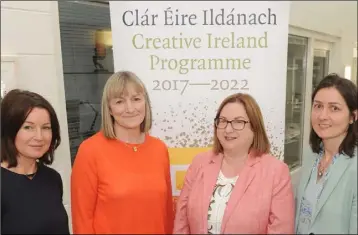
[71,71,173,234]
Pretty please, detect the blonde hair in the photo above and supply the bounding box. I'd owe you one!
[212,93,270,156]
[101,71,152,138]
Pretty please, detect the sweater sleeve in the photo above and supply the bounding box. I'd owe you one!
[71,141,98,234]
[165,149,174,234]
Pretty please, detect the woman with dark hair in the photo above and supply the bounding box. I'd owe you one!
[1,89,69,234]
[295,74,357,234]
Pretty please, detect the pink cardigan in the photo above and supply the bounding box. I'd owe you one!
[173,150,295,234]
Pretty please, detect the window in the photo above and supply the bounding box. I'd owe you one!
[58,1,114,165]
[284,35,308,170]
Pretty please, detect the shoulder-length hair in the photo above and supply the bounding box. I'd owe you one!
[101,71,152,138]
[310,73,358,157]
[212,93,270,156]
[1,89,61,167]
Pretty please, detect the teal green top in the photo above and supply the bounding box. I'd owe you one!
[296,149,338,234]
[295,147,357,234]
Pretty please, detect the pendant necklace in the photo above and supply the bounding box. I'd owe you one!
[25,172,37,179]
[121,134,145,152]
[318,161,325,177]
[123,143,140,152]
[318,157,331,178]
[25,163,38,179]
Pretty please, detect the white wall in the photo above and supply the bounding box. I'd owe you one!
[0,1,72,231]
[289,1,357,76]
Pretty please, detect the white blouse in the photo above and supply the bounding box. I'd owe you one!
[207,171,239,234]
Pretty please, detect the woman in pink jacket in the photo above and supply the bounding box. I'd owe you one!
[174,93,295,234]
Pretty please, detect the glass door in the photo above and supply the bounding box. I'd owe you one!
[312,49,329,90]
[312,40,332,90]
[284,35,308,170]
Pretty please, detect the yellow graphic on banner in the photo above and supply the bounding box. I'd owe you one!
[169,147,210,165]
[175,170,186,191]
[168,147,211,213]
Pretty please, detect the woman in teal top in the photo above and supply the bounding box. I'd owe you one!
[295,73,357,234]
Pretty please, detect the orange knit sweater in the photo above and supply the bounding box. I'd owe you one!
[71,132,173,234]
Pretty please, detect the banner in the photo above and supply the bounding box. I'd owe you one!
[110,1,290,211]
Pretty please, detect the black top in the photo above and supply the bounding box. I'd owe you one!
[1,163,70,234]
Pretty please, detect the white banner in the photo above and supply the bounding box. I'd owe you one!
[110,1,290,198]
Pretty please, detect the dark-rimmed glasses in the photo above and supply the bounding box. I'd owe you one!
[214,117,249,131]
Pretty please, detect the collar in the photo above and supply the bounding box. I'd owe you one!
[208,149,262,167]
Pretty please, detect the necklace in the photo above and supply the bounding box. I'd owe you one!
[123,142,141,152]
[120,134,145,152]
[317,157,331,177]
[1,162,38,179]
[25,162,38,179]
[25,172,37,179]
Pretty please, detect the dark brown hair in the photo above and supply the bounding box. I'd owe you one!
[213,93,270,156]
[310,73,358,157]
[1,89,61,167]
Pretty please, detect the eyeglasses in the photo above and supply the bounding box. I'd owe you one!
[214,117,250,131]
